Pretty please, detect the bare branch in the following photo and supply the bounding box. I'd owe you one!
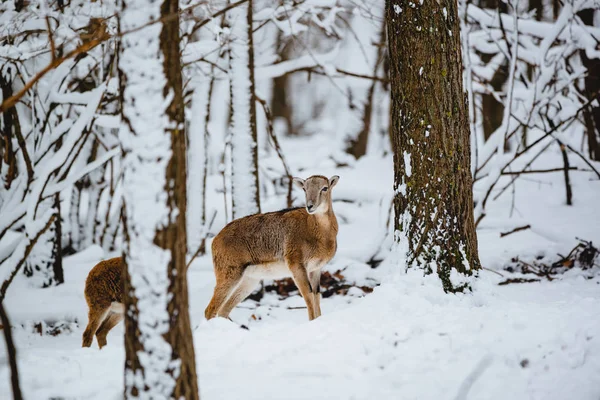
[0,215,56,302]
[256,96,294,207]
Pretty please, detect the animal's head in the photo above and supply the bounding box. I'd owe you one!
[292,175,339,214]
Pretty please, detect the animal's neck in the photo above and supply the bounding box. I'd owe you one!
[311,199,338,235]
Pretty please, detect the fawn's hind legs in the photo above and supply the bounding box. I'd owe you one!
[82,306,110,348]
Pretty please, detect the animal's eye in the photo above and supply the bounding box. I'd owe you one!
[321,187,328,192]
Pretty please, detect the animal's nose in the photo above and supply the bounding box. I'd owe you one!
[307,203,314,211]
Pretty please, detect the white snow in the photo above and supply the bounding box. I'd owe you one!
[2,148,599,399]
[404,151,412,177]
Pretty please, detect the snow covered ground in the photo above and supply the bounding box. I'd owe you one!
[1,150,599,399]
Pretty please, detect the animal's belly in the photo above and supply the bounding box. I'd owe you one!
[243,259,326,279]
[244,262,291,279]
[111,302,125,314]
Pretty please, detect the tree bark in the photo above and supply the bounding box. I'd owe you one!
[119,0,199,398]
[0,302,23,400]
[228,0,261,219]
[386,0,481,292]
[0,73,18,189]
[579,9,600,161]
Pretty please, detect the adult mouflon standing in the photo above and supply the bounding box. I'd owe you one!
[205,174,340,321]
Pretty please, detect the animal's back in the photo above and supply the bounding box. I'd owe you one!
[84,257,124,306]
[212,207,307,264]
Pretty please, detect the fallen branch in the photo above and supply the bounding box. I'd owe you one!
[500,224,531,237]
[498,278,541,285]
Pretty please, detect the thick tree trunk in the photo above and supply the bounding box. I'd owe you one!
[119,0,199,398]
[386,0,481,292]
[228,0,261,219]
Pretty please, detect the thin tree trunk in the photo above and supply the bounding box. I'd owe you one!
[479,0,507,144]
[51,193,64,283]
[271,34,293,136]
[83,140,105,249]
[387,0,481,292]
[119,0,199,398]
[68,182,82,252]
[579,9,600,161]
[345,4,386,159]
[228,0,261,219]
[0,73,19,190]
[187,73,214,255]
[0,302,23,400]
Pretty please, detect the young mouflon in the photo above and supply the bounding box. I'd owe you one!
[205,174,340,321]
[82,257,124,349]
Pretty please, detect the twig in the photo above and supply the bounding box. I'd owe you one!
[482,266,505,277]
[335,68,389,84]
[273,66,388,84]
[45,16,57,61]
[186,210,218,269]
[0,302,23,400]
[500,224,531,237]
[501,167,578,174]
[491,139,554,202]
[256,96,294,207]
[563,142,600,179]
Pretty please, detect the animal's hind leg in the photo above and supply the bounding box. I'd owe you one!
[217,276,259,319]
[205,267,244,320]
[82,305,110,348]
[96,312,124,349]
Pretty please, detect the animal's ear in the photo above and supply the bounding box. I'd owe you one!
[292,177,305,190]
[329,175,340,188]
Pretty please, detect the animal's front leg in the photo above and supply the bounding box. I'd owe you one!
[309,270,322,318]
[288,262,316,321]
